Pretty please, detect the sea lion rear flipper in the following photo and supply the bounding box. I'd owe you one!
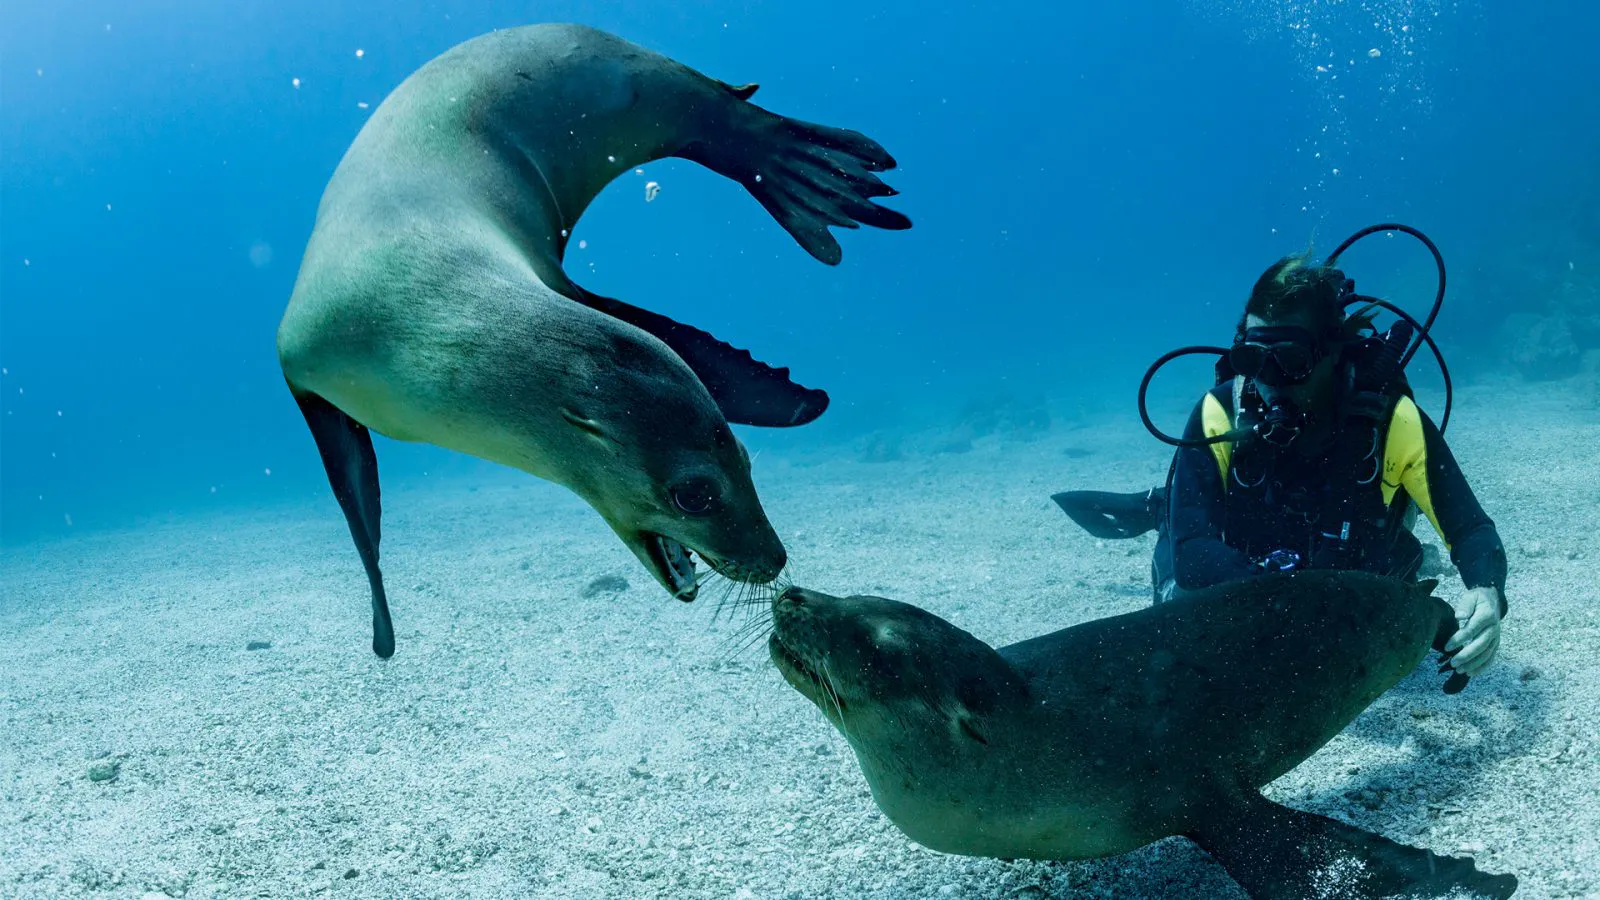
[293,389,396,658]
[690,104,910,266]
[1050,488,1164,539]
[1188,792,1518,900]
[1420,580,1473,694]
[573,288,828,427]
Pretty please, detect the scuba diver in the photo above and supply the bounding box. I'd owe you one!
[1053,224,1506,681]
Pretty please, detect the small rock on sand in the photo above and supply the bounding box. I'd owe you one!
[583,575,629,597]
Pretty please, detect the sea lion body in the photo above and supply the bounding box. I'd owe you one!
[277,24,908,656]
[770,570,1518,897]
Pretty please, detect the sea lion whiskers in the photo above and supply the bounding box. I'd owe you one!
[716,608,780,663]
[706,571,743,624]
[711,582,784,663]
[728,608,775,641]
[727,629,779,669]
[817,657,853,741]
[708,568,783,625]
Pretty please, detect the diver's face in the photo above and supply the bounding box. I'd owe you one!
[1242,314,1336,411]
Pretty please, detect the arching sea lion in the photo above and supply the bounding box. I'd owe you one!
[277,24,909,657]
[769,570,1518,899]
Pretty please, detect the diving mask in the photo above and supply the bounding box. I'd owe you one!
[1230,325,1325,386]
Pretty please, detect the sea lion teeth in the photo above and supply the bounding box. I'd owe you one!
[657,536,700,602]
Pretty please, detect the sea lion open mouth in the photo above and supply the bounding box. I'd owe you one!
[644,534,703,601]
[647,534,749,602]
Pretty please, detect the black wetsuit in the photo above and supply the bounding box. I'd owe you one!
[1150,380,1508,613]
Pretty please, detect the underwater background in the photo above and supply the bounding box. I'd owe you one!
[2,2,1599,900]
[3,0,1596,542]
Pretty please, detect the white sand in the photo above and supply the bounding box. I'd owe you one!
[2,380,1596,899]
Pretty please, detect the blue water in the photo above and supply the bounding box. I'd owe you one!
[1,0,1595,543]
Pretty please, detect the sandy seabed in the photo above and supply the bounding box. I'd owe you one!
[2,379,1597,899]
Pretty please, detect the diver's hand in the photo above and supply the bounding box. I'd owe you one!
[1445,586,1502,677]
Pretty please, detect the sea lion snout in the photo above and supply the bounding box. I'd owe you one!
[776,585,815,605]
[711,534,786,583]
[770,585,829,639]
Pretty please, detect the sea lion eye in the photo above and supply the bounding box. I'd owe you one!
[671,477,719,515]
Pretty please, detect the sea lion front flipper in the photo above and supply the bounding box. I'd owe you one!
[292,389,396,658]
[1188,791,1518,899]
[689,103,910,266]
[572,288,829,428]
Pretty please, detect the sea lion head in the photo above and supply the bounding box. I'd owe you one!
[768,586,1029,770]
[558,329,786,601]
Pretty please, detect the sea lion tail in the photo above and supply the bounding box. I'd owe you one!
[705,105,910,265]
[1188,792,1518,899]
[292,388,396,659]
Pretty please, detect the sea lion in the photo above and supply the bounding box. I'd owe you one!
[276,23,909,657]
[769,570,1518,899]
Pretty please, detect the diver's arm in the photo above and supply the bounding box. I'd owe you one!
[1168,399,1259,590]
[1408,407,1509,614]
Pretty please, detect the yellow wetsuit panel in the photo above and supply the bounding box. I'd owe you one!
[1202,392,1232,485]
[1382,395,1447,550]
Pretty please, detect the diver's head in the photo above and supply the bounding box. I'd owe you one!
[1230,252,1356,418]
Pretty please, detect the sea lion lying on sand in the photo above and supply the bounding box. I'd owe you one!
[770,570,1516,899]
